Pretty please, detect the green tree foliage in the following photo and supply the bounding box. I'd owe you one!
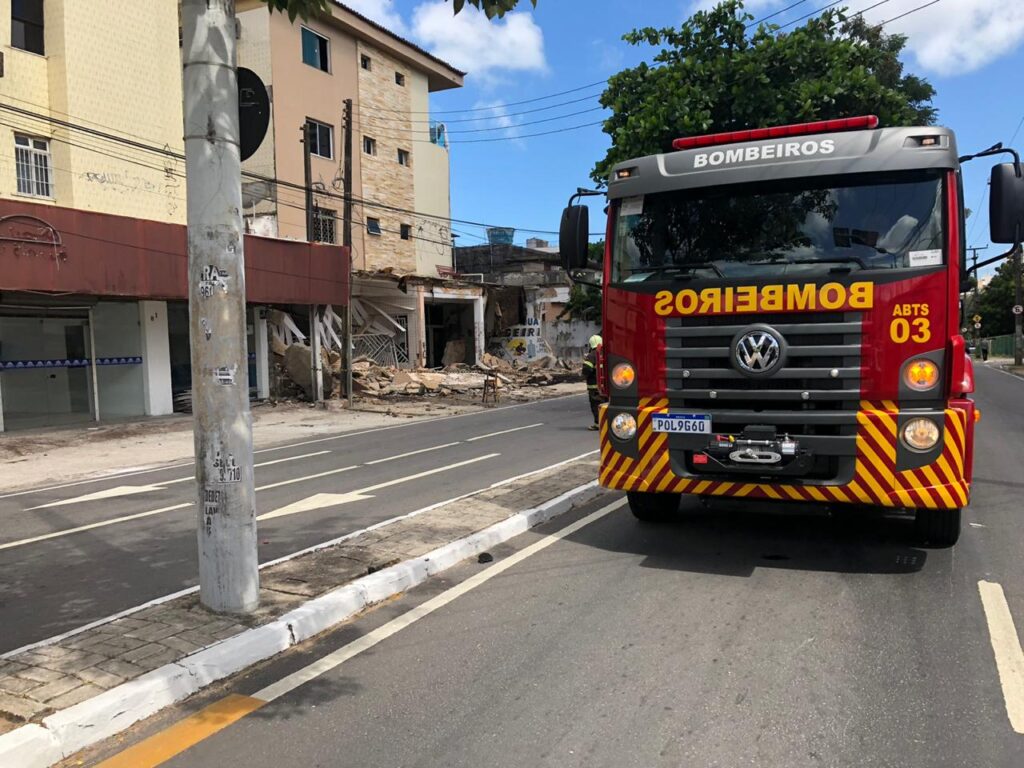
[261,0,535,22]
[593,0,936,182]
[559,284,602,322]
[975,258,1021,337]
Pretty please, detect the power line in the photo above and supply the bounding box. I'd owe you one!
[875,0,942,27]
[775,0,845,31]
[375,78,610,116]
[747,0,810,28]
[354,91,604,126]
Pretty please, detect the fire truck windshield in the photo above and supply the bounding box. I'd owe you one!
[612,169,945,283]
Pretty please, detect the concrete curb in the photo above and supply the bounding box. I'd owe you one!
[0,480,605,766]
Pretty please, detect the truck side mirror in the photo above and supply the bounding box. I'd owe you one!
[559,205,589,271]
[989,163,1024,244]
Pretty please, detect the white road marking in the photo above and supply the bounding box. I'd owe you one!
[365,442,461,465]
[253,496,625,702]
[465,423,544,441]
[0,503,191,552]
[19,451,332,510]
[0,450,599,661]
[26,484,171,511]
[0,395,582,500]
[255,465,359,493]
[978,580,1024,733]
[258,454,500,521]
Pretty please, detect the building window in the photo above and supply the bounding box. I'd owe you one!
[301,27,329,72]
[12,0,44,55]
[395,72,406,86]
[361,54,372,71]
[312,207,337,244]
[397,148,411,167]
[14,134,52,197]
[363,136,377,156]
[305,119,333,160]
[367,217,382,236]
[400,224,412,241]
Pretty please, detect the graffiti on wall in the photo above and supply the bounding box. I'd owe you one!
[489,317,554,363]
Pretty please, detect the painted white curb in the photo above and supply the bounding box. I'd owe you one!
[0,480,605,765]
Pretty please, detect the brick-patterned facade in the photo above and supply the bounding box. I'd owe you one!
[357,42,418,273]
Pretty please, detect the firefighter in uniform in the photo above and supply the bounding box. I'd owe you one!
[583,335,603,430]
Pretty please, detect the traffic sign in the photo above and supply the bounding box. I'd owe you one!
[238,67,270,163]
[973,314,982,323]
[1014,305,1024,315]
[974,322,982,329]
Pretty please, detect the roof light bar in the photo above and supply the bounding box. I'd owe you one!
[672,115,879,151]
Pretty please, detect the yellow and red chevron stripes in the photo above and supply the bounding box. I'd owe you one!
[599,399,970,510]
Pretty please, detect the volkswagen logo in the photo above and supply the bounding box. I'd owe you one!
[731,325,786,377]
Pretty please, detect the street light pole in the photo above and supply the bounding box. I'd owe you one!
[181,0,259,614]
[1015,244,1023,366]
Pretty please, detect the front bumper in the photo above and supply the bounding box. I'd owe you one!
[598,399,970,510]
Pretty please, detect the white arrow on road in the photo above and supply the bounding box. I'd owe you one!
[23,451,332,511]
[258,453,501,521]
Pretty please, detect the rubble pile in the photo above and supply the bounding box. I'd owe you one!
[348,353,581,399]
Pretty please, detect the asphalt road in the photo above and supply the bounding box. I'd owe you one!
[0,394,596,653]
[87,364,1024,767]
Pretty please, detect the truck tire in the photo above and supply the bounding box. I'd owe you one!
[627,491,681,522]
[914,507,962,547]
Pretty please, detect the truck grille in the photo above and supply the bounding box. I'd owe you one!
[663,311,863,481]
[664,311,863,412]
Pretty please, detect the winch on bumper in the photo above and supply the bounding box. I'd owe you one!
[697,425,814,477]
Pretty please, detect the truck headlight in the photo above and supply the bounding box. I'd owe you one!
[902,418,940,452]
[611,363,636,389]
[904,359,940,391]
[611,413,637,440]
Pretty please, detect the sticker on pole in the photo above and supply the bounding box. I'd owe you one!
[1014,305,1023,315]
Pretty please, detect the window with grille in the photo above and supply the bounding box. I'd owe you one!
[301,27,329,72]
[305,119,333,159]
[14,134,52,198]
[312,207,337,244]
[12,0,44,55]
[397,148,411,167]
[363,136,377,156]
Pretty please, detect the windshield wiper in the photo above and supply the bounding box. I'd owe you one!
[629,262,726,278]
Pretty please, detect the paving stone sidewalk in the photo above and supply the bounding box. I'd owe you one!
[0,457,600,730]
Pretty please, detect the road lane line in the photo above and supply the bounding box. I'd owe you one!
[365,442,461,465]
[254,465,359,492]
[0,450,599,660]
[257,454,501,521]
[0,503,191,552]
[253,496,625,703]
[978,580,1024,733]
[465,422,544,441]
[93,693,265,768]
[0,393,585,499]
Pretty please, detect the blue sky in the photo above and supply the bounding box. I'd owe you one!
[347,0,1024,274]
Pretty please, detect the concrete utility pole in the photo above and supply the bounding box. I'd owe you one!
[343,98,354,407]
[181,0,259,614]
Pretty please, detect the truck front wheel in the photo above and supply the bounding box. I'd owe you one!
[914,507,962,547]
[627,491,681,522]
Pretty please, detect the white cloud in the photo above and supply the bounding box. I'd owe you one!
[339,0,408,37]
[684,0,1024,76]
[411,1,546,78]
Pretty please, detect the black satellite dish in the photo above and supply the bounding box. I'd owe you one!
[238,67,270,162]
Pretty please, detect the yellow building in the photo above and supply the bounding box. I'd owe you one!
[0,0,185,221]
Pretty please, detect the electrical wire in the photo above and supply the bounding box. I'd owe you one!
[874,0,942,27]
[746,0,810,28]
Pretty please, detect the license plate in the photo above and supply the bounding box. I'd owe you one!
[651,413,711,434]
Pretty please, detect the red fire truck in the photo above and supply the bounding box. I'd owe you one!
[561,116,1024,546]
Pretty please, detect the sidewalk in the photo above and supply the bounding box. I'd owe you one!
[0,383,585,493]
[0,455,605,764]
[979,356,1024,379]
